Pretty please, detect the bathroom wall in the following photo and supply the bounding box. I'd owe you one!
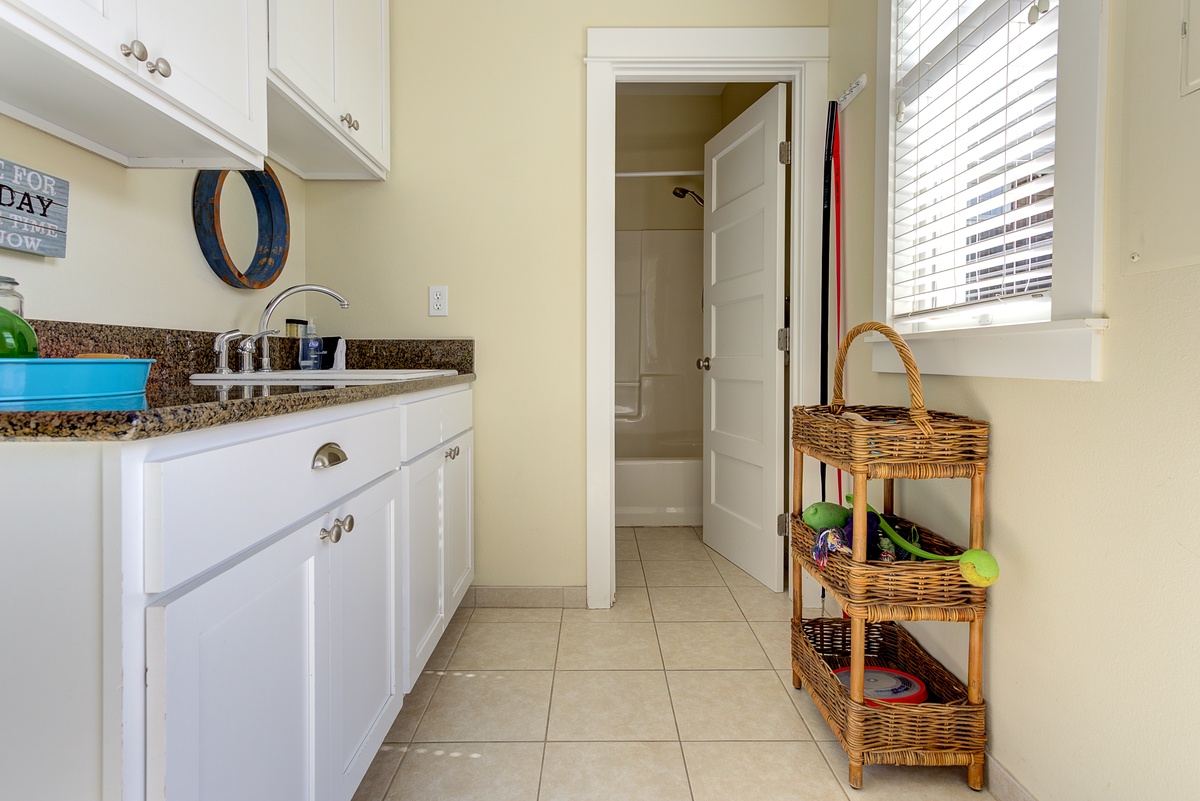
[0,116,310,336]
[827,0,1199,799]
[306,0,829,587]
[614,93,716,457]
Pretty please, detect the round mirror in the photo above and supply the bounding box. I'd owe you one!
[192,163,290,289]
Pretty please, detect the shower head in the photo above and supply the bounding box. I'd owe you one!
[671,187,704,207]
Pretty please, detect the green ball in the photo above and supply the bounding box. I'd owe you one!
[958,549,999,587]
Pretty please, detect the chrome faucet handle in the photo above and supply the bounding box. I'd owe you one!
[237,329,278,373]
[212,329,243,374]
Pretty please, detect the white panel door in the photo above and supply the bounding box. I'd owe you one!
[401,446,445,691]
[328,473,403,800]
[701,84,787,591]
[444,430,475,613]
[7,0,138,71]
[335,0,389,167]
[145,525,323,801]
[137,0,266,153]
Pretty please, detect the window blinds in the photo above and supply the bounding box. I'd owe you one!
[890,0,1057,330]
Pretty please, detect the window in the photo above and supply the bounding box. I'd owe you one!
[874,0,1107,380]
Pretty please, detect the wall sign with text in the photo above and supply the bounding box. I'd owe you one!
[0,158,68,258]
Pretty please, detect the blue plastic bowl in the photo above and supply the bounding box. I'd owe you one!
[0,358,155,402]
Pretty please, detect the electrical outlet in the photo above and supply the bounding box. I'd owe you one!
[428,285,448,317]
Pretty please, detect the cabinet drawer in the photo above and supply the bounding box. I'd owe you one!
[398,388,472,462]
[144,409,402,592]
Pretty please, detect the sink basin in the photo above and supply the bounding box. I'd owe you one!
[190,369,457,386]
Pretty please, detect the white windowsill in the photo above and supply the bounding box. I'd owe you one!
[870,318,1109,382]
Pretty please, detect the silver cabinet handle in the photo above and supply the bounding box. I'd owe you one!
[320,523,342,543]
[146,57,172,78]
[696,357,711,371]
[336,514,354,533]
[312,442,348,470]
[454,446,461,458]
[339,113,361,131]
[446,445,461,460]
[120,40,148,61]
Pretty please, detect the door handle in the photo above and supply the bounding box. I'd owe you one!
[696,357,711,371]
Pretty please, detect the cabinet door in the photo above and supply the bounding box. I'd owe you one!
[327,473,403,799]
[136,0,266,154]
[444,430,474,615]
[401,446,444,692]
[334,0,388,168]
[145,525,324,801]
[5,0,137,71]
[267,0,337,118]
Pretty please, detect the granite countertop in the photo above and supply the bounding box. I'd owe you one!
[1,321,475,442]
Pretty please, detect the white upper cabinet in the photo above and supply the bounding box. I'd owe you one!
[0,0,266,168]
[267,0,390,179]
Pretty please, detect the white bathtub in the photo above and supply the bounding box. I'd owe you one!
[614,455,702,527]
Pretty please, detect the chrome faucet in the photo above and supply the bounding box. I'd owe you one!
[254,284,350,372]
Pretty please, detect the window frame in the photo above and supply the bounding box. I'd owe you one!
[872,0,1109,381]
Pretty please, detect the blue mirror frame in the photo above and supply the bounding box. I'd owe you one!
[192,163,290,289]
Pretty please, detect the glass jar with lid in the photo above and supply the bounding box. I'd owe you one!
[0,275,39,357]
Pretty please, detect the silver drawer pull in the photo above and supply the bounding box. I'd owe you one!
[312,442,348,470]
[336,514,354,533]
[320,523,342,543]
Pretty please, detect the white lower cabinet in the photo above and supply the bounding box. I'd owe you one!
[400,401,474,691]
[0,384,472,801]
[146,471,402,801]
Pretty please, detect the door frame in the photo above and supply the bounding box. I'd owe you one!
[585,28,829,608]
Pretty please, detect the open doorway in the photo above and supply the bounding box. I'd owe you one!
[585,28,829,609]
[613,84,775,531]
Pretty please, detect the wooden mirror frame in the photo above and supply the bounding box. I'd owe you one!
[192,163,290,289]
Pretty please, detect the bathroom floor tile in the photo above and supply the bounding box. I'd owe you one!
[655,622,772,670]
[648,586,744,622]
[386,742,544,801]
[413,671,553,742]
[641,559,724,586]
[817,741,996,799]
[616,539,641,560]
[546,670,678,741]
[635,526,699,541]
[637,538,711,561]
[385,670,441,743]
[470,607,563,623]
[539,742,692,801]
[705,547,763,587]
[730,585,794,621]
[556,622,663,670]
[616,559,646,587]
[351,742,405,801]
[424,606,473,670]
[616,526,636,540]
[683,741,849,801]
[562,587,653,622]
[446,622,560,670]
[749,621,792,672]
[667,670,811,741]
[777,670,837,742]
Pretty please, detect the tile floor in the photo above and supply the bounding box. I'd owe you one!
[354,526,995,801]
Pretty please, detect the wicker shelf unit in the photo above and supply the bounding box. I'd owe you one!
[790,322,990,790]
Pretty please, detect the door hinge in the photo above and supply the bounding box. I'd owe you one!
[777,513,788,537]
[777,328,789,352]
[779,141,792,165]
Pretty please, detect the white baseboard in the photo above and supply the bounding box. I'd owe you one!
[987,754,1038,801]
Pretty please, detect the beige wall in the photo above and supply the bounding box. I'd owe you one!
[306,0,828,586]
[0,117,310,335]
[828,1,1200,799]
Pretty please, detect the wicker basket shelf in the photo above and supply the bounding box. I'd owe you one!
[792,618,986,768]
[790,512,986,623]
[790,322,990,791]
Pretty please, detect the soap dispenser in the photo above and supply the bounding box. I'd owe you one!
[299,319,322,370]
[0,275,38,358]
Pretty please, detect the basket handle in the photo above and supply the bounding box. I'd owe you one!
[830,322,934,436]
